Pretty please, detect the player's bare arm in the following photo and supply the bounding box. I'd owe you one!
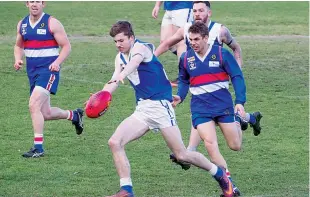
[49,17,71,71]
[154,27,185,57]
[152,1,163,19]
[118,44,145,81]
[14,20,24,70]
[219,25,243,67]
[103,55,122,93]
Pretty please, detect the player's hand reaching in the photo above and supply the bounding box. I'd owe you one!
[49,62,60,72]
[172,95,181,108]
[152,5,160,19]
[115,73,125,84]
[14,60,23,71]
[234,104,245,118]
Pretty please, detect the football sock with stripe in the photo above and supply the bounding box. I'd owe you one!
[34,133,44,153]
[246,113,257,125]
[120,177,133,193]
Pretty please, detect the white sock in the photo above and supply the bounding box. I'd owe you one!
[66,110,73,120]
[120,177,132,187]
[209,164,218,176]
[187,146,197,151]
[245,113,250,122]
[226,168,231,177]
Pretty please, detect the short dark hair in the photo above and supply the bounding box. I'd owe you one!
[109,21,135,38]
[188,22,209,37]
[193,1,211,8]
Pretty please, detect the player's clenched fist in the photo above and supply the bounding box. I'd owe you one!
[14,60,23,71]
[49,62,60,72]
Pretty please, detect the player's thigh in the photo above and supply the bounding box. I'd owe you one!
[161,125,186,153]
[161,11,175,41]
[160,24,175,42]
[196,121,218,143]
[218,116,240,144]
[29,86,50,109]
[110,114,149,146]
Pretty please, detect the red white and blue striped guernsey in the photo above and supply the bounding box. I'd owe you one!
[20,13,59,76]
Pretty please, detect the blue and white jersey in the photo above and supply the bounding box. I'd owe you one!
[164,1,193,11]
[184,20,223,50]
[116,39,172,103]
[177,45,246,114]
[20,13,59,76]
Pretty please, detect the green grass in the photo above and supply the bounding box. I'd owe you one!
[0,2,308,36]
[0,2,309,197]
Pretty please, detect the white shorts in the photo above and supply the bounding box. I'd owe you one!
[132,99,177,131]
[161,8,193,27]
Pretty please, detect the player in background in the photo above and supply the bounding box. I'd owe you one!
[101,21,234,197]
[14,1,84,158]
[155,1,263,195]
[152,1,193,86]
[173,22,252,196]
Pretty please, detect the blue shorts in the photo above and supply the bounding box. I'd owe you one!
[28,72,59,95]
[192,109,235,129]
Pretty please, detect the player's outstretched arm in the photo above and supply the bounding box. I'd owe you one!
[219,26,243,68]
[14,20,24,71]
[103,55,122,94]
[154,27,185,57]
[118,44,145,82]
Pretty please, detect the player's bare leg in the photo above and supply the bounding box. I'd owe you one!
[198,121,228,168]
[22,87,49,158]
[218,122,243,196]
[161,125,233,196]
[107,115,149,197]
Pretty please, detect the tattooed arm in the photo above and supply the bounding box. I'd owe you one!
[219,26,243,68]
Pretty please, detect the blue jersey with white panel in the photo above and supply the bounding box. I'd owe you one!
[177,45,246,115]
[20,13,59,77]
[118,39,172,103]
[164,1,193,11]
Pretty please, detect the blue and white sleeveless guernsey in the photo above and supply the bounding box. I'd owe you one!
[177,45,246,115]
[20,13,59,77]
[184,20,223,50]
[164,1,193,11]
[118,39,172,103]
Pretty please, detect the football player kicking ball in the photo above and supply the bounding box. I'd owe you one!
[98,21,234,197]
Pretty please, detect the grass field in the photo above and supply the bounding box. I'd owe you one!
[0,2,309,197]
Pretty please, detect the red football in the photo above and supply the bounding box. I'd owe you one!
[85,90,112,118]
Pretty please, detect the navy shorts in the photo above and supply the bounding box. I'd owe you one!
[28,72,59,95]
[192,109,235,129]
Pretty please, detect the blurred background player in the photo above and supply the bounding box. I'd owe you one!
[152,1,193,86]
[101,21,233,197]
[14,1,84,158]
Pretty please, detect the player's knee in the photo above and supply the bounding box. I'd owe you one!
[173,150,187,162]
[42,110,52,120]
[227,140,241,151]
[28,100,40,114]
[108,137,122,150]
